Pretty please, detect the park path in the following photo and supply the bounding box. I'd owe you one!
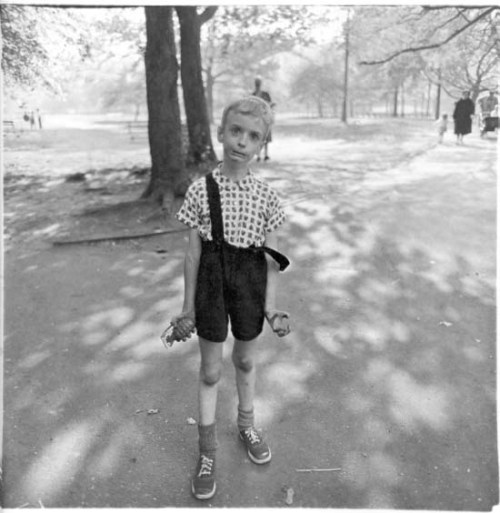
[3,120,498,509]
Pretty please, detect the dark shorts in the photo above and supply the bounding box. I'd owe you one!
[195,241,267,342]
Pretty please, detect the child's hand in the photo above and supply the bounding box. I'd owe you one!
[172,312,196,339]
[265,309,291,338]
[161,312,196,348]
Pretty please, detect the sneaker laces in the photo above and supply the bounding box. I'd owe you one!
[244,427,262,445]
[198,455,214,477]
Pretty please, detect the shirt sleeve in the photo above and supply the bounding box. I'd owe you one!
[265,188,286,233]
[175,181,201,229]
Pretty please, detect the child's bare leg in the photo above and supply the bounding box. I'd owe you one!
[192,337,222,500]
[233,336,272,464]
[232,337,259,414]
[198,337,224,425]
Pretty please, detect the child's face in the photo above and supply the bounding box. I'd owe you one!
[218,110,266,164]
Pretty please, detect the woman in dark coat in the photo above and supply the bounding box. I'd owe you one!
[453,91,475,144]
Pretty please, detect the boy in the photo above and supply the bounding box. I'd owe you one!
[171,96,291,500]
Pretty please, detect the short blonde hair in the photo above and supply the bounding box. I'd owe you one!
[221,96,274,136]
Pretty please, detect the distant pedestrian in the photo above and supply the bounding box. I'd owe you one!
[29,111,35,130]
[252,77,275,161]
[478,90,498,137]
[166,96,291,501]
[435,114,448,144]
[453,91,475,145]
[479,90,498,116]
[36,109,43,129]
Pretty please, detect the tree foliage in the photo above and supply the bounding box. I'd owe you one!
[201,5,322,119]
[290,44,343,117]
[350,5,498,107]
[1,5,89,93]
[423,17,498,100]
[357,6,498,66]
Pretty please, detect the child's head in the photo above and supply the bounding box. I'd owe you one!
[220,96,274,137]
[218,97,274,164]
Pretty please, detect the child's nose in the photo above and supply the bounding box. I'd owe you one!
[238,133,248,146]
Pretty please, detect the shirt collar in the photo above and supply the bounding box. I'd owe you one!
[213,165,255,191]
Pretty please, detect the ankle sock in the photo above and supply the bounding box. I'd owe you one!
[198,422,218,458]
[237,407,255,432]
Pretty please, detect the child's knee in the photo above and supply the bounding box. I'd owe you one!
[232,352,254,373]
[200,363,222,386]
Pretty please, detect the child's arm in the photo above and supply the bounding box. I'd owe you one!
[264,229,290,337]
[172,228,201,339]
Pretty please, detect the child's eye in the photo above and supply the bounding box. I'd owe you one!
[250,132,261,142]
[230,126,241,136]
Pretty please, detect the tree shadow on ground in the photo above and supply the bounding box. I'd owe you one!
[5,180,496,509]
[3,120,497,509]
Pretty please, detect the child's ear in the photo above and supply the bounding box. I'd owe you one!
[217,126,224,143]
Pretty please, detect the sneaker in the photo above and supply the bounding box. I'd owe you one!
[239,427,272,464]
[191,454,216,500]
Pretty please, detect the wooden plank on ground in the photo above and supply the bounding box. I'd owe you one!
[52,227,189,246]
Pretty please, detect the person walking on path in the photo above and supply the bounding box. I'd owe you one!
[36,109,43,129]
[453,91,475,145]
[251,77,275,161]
[479,90,498,116]
[169,96,291,501]
[435,114,448,144]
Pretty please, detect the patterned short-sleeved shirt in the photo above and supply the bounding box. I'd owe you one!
[176,166,285,248]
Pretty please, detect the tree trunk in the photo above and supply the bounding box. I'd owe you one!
[142,7,185,213]
[205,65,215,124]
[176,6,217,170]
[392,86,399,117]
[341,10,350,124]
[400,81,405,117]
[434,68,442,120]
[317,97,324,118]
[426,79,432,117]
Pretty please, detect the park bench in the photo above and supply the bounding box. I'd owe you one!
[127,121,148,141]
[3,120,16,132]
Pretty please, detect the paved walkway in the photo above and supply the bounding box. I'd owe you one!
[3,125,498,509]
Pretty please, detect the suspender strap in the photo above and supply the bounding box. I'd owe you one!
[206,172,224,244]
[259,246,290,272]
[205,172,290,272]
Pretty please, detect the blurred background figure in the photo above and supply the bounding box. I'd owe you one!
[252,77,275,161]
[478,90,498,138]
[435,113,448,144]
[479,90,498,114]
[36,108,43,129]
[453,91,475,145]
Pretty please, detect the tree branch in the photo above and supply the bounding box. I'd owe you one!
[199,6,217,25]
[475,40,497,77]
[422,5,496,11]
[360,7,497,65]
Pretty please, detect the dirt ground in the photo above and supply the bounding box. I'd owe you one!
[2,116,498,509]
